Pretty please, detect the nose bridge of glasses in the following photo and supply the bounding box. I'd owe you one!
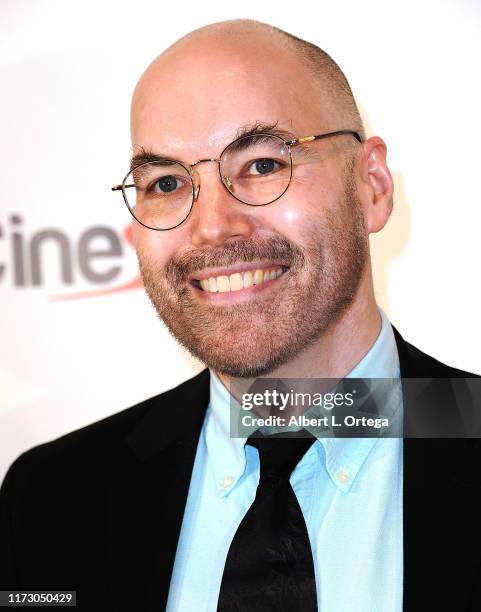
[190,158,220,169]
[190,157,232,202]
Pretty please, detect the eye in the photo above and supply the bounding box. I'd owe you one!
[144,174,191,196]
[155,175,180,193]
[249,158,281,176]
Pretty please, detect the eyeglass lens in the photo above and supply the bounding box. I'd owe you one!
[123,134,292,230]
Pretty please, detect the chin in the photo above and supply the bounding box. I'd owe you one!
[187,340,298,379]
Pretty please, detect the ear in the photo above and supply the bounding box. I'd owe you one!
[357,136,394,233]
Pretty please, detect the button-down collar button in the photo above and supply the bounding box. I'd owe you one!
[336,470,350,486]
[220,475,234,489]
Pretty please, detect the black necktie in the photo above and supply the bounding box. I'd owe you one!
[217,432,318,611]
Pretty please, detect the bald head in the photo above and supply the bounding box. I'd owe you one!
[175,20,364,136]
[131,19,365,151]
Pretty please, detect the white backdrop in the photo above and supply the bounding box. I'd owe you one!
[1,0,480,482]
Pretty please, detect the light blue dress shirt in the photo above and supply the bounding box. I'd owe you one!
[166,307,403,612]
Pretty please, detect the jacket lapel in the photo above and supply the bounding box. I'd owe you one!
[393,326,481,611]
[106,369,210,612]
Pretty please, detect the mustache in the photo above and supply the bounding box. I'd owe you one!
[164,235,306,285]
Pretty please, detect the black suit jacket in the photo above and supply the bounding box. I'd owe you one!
[0,326,480,611]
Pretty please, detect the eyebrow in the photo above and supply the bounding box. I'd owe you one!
[129,122,298,170]
[130,147,172,171]
[237,122,297,142]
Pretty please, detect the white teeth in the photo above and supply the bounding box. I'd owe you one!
[198,266,286,293]
[254,270,264,285]
[243,271,254,289]
[229,273,243,291]
[217,275,230,292]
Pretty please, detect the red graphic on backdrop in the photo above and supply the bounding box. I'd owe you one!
[50,225,142,301]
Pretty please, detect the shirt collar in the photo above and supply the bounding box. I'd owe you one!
[206,307,401,496]
[321,307,401,491]
[205,371,247,497]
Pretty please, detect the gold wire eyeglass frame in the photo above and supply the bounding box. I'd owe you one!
[111,129,362,231]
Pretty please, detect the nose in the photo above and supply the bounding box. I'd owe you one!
[188,161,256,248]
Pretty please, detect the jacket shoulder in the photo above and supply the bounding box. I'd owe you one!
[392,325,479,378]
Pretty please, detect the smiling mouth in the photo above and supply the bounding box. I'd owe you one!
[191,265,289,293]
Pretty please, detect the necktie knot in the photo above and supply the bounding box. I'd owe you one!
[247,432,316,483]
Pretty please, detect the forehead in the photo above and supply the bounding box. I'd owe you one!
[131,37,333,159]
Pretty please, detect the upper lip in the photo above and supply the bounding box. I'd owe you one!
[189,261,289,281]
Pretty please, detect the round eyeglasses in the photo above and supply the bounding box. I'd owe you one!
[112,129,361,231]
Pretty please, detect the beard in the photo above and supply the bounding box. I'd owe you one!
[137,159,368,378]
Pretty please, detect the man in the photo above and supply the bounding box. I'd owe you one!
[0,19,480,612]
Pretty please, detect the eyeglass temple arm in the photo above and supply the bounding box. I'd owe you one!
[286,130,362,147]
[112,184,135,191]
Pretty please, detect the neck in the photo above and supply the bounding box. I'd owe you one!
[215,263,381,389]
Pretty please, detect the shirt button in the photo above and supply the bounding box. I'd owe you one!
[220,476,234,489]
[336,470,350,485]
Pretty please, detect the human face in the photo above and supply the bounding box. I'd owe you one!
[131,36,369,378]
